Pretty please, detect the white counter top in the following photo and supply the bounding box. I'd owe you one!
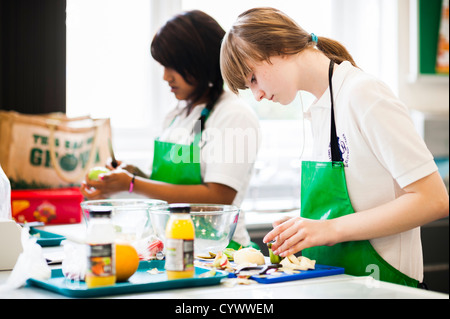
[0,260,447,299]
[0,224,447,300]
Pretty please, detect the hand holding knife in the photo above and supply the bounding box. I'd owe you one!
[108,139,118,168]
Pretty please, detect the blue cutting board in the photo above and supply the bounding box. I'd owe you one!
[246,264,345,284]
[29,228,66,247]
[27,260,228,298]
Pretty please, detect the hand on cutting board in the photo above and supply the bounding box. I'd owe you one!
[262,216,335,258]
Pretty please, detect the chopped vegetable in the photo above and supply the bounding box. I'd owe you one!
[267,242,282,264]
[198,269,216,278]
[208,252,216,258]
[211,251,233,271]
[279,255,316,272]
[298,256,316,270]
[197,249,235,260]
[233,247,265,265]
[196,254,215,259]
[222,248,236,261]
[223,278,255,287]
[147,268,163,275]
[286,254,300,265]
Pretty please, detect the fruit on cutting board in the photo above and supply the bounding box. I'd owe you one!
[267,241,282,264]
[233,247,265,265]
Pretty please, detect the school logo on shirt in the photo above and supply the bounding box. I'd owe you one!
[328,133,349,166]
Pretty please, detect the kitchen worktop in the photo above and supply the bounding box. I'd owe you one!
[0,223,448,300]
[0,263,447,299]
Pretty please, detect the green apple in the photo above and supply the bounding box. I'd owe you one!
[88,166,109,181]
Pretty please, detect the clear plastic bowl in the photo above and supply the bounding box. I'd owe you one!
[80,199,167,242]
[149,203,240,257]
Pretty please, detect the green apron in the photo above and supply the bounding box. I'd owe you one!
[150,134,202,185]
[300,61,419,288]
[150,108,259,250]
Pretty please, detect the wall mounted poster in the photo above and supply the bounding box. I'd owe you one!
[436,0,449,74]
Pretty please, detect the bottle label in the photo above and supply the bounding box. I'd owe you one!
[165,239,194,272]
[87,243,115,277]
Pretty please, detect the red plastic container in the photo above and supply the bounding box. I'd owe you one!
[11,188,84,224]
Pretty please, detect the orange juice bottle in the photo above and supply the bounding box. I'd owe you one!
[165,204,195,279]
[85,209,116,288]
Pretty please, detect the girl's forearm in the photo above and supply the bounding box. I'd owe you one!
[331,171,449,244]
[132,176,237,204]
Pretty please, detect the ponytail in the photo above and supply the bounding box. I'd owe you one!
[315,36,357,67]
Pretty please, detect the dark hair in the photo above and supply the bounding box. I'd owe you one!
[151,10,225,130]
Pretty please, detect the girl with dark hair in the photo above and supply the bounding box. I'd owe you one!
[81,10,261,249]
[151,10,225,131]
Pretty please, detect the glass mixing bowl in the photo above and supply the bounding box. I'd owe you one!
[81,199,167,242]
[149,203,240,257]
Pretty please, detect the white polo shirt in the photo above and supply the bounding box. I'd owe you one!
[159,91,261,246]
[306,61,438,282]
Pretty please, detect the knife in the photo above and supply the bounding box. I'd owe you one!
[108,138,118,168]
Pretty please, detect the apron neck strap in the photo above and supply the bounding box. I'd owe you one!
[192,106,212,144]
[329,60,343,162]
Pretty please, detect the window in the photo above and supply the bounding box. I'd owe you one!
[66,0,155,129]
[66,0,397,128]
[66,0,180,171]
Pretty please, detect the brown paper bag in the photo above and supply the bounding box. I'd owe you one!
[0,111,111,189]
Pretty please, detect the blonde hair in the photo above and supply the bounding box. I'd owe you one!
[220,7,357,94]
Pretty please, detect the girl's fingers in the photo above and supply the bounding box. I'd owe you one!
[263,217,302,251]
[272,216,292,227]
[274,229,305,257]
[263,217,294,243]
[80,183,103,200]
